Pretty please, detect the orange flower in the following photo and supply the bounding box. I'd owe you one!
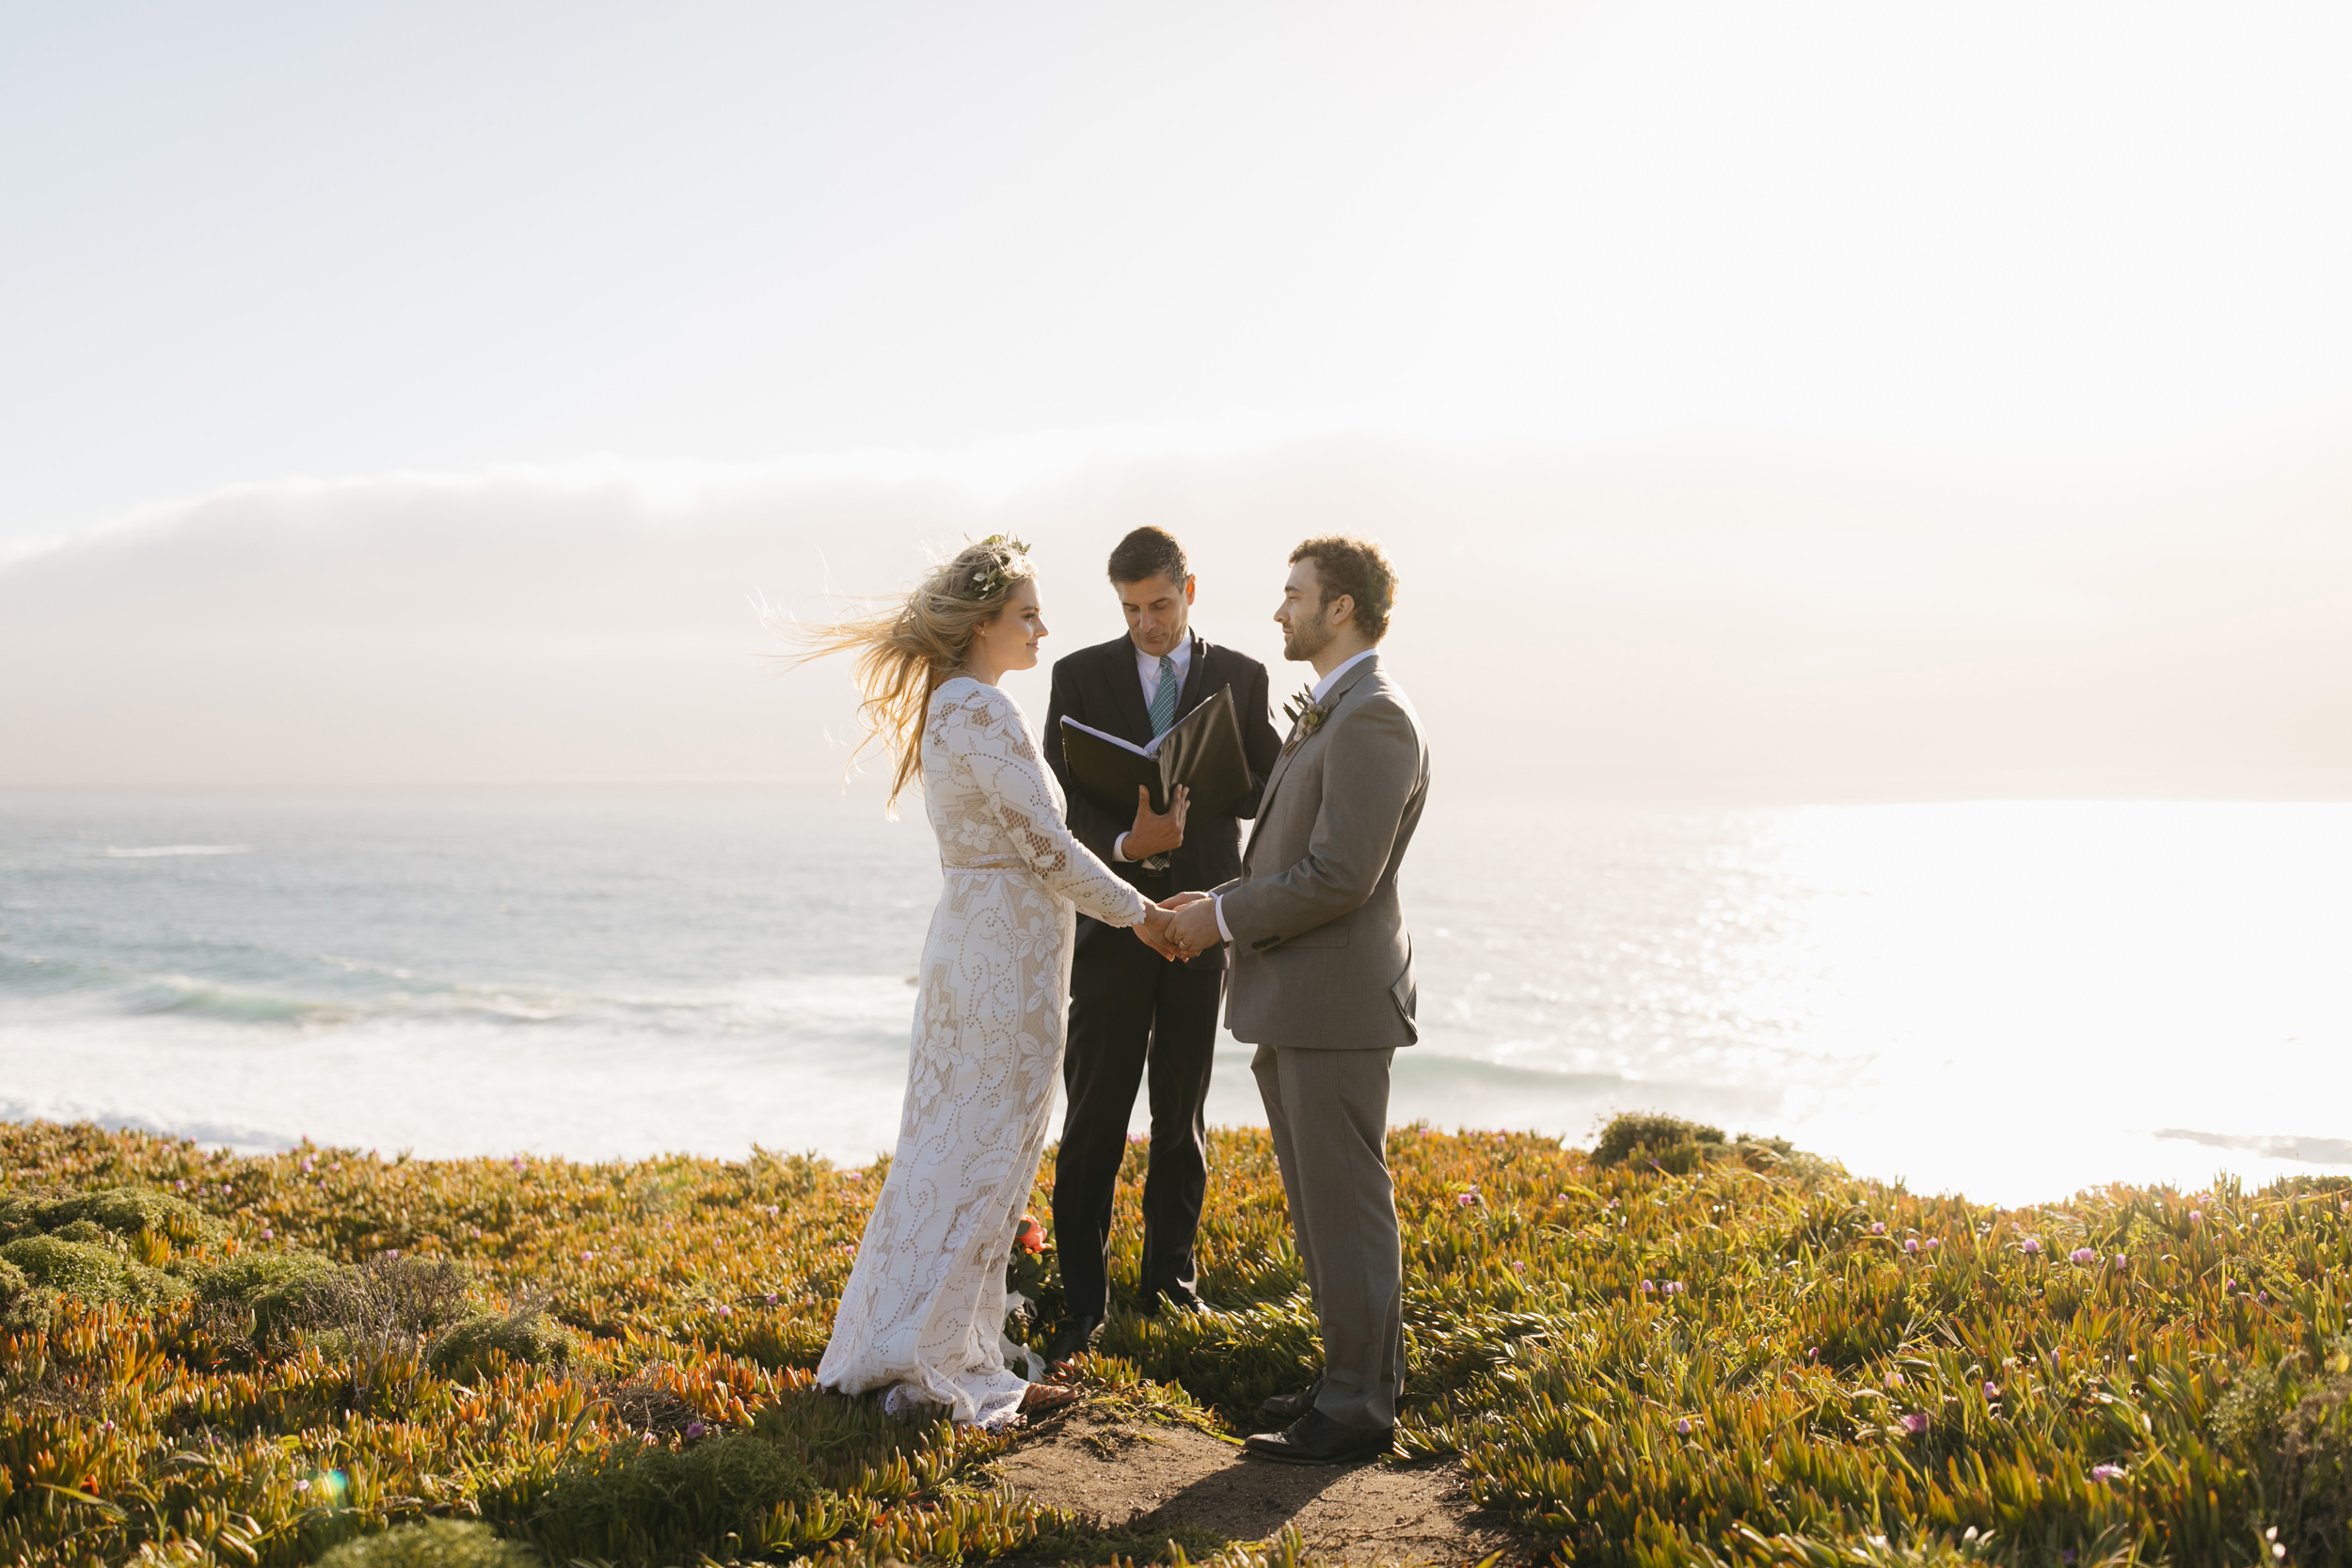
[1013,1214,1046,1254]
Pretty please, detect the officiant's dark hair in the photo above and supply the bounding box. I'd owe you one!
[1106,527,1188,588]
[1290,535,1398,641]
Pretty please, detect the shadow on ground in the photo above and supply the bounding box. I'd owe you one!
[995,1405,1526,1565]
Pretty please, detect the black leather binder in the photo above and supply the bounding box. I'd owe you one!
[1058,684,1252,819]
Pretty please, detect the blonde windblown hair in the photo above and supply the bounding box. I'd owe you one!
[778,536,1038,810]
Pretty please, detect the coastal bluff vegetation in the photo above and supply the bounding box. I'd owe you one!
[4,1116,2349,1568]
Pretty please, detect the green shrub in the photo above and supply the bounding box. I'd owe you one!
[1591,1111,1728,1171]
[429,1307,573,1381]
[0,1233,186,1309]
[499,1431,816,1564]
[194,1248,342,1339]
[35,1183,217,1244]
[311,1519,540,1568]
[0,1255,47,1330]
[1589,1111,1795,1175]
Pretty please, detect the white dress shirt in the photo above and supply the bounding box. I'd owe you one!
[1308,648,1376,705]
[1209,647,1376,944]
[1110,635,1196,862]
[1136,635,1193,711]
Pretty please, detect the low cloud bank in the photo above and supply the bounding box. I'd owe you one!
[3,435,2347,797]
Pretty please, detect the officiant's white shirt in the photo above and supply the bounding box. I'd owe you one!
[1111,635,1196,863]
[1136,635,1193,709]
[1209,647,1377,941]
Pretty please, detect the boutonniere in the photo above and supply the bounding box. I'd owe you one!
[1279,686,1331,753]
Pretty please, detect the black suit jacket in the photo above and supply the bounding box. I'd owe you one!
[1044,632,1282,972]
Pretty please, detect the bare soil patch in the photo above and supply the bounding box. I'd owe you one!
[995,1405,1528,1566]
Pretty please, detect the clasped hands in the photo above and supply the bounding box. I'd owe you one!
[1136,892,1222,962]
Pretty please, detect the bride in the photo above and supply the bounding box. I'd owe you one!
[790,537,1183,1429]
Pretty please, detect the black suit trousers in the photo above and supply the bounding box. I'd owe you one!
[1052,919,1225,1319]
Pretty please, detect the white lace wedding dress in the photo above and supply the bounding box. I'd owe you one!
[817,676,1151,1428]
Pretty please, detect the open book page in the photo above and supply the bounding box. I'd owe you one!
[1059,716,1163,759]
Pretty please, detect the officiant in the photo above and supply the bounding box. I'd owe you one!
[1040,526,1283,1364]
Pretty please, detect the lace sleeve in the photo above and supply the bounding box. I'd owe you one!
[946,689,1152,927]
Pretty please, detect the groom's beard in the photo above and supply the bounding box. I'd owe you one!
[1281,616,1335,663]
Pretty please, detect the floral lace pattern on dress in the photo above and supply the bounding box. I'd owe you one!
[816,678,1148,1428]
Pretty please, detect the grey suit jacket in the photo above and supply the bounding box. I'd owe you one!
[1216,653,1430,1051]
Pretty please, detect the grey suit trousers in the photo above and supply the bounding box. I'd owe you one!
[1251,1042,1404,1432]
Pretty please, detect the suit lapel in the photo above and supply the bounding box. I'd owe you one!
[1173,633,1213,719]
[1243,653,1382,863]
[1104,640,1154,745]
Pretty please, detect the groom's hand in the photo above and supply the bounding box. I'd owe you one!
[1164,895,1223,959]
[1123,785,1188,861]
[1134,903,1184,961]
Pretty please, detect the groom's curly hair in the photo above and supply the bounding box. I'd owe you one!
[1290,535,1399,641]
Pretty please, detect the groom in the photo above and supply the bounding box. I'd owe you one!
[1161,535,1427,1465]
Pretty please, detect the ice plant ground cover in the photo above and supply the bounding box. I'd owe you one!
[7,1116,2352,1568]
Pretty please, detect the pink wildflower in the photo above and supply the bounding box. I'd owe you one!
[2071,1248,2097,1264]
[1901,1414,1929,1434]
[2091,1464,2125,1481]
[1904,1239,1920,1255]
[1870,1222,1885,1235]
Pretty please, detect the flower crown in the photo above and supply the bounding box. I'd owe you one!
[952,534,1034,602]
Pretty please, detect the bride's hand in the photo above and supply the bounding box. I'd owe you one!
[1135,902,1184,962]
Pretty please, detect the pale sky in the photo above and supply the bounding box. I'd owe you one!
[7,3,2352,541]
[5,4,2351,795]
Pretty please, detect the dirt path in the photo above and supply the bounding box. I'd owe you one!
[993,1405,1529,1566]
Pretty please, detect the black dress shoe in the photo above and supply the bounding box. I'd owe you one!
[1243,1409,1393,1465]
[1258,1377,1323,1424]
[1043,1315,1104,1369]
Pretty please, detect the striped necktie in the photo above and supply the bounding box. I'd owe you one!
[1149,654,1179,737]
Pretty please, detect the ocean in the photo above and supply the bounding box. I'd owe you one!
[1,786,2346,1207]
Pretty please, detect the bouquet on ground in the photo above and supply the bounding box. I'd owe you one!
[1000,1213,1051,1378]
